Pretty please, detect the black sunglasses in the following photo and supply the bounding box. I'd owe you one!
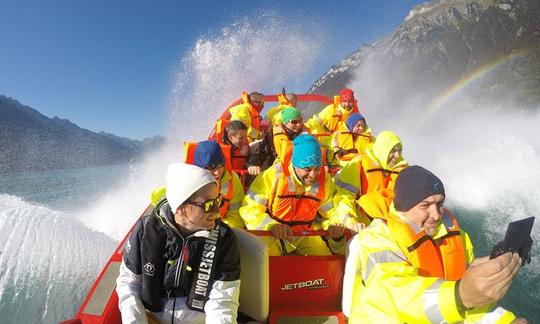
[185,195,223,213]
[204,163,224,171]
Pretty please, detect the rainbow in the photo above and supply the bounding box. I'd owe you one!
[420,49,529,124]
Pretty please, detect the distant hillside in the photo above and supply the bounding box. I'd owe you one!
[0,95,166,172]
[310,0,540,112]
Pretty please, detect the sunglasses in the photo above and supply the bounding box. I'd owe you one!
[204,163,224,171]
[289,119,303,125]
[185,195,223,213]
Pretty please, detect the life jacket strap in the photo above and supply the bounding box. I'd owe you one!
[407,230,461,252]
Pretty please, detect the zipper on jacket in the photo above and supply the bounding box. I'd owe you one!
[174,236,189,289]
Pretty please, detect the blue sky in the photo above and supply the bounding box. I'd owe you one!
[0,0,425,139]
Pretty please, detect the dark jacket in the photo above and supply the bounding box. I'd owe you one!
[117,200,241,323]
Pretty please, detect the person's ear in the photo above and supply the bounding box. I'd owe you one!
[176,205,188,217]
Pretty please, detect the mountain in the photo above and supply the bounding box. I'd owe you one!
[309,0,540,114]
[0,95,166,173]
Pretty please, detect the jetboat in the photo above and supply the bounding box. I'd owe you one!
[62,94,348,324]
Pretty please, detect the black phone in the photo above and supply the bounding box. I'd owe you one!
[489,217,534,266]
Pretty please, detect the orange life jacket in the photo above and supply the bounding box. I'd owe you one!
[272,123,294,161]
[267,151,326,230]
[183,142,235,217]
[360,191,467,281]
[326,95,360,133]
[235,92,262,130]
[212,118,249,171]
[230,143,249,171]
[359,155,404,196]
[333,131,373,162]
[388,209,467,280]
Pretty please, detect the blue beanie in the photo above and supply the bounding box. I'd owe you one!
[346,113,365,131]
[291,134,322,168]
[193,140,225,168]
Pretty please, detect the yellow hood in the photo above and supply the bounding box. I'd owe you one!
[367,130,407,170]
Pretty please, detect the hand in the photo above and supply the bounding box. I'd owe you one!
[459,252,521,308]
[335,148,346,158]
[346,222,366,235]
[248,166,261,175]
[470,256,490,266]
[270,224,293,241]
[327,224,346,239]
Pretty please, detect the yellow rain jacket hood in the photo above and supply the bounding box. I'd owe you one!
[367,130,407,170]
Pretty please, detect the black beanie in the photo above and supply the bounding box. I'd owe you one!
[394,165,445,212]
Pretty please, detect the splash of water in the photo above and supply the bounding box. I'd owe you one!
[348,53,540,318]
[0,194,116,323]
[76,13,327,241]
[169,15,326,141]
[420,49,530,124]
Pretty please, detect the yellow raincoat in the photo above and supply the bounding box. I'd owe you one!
[228,92,262,142]
[305,96,353,145]
[266,92,295,127]
[344,191,517,323]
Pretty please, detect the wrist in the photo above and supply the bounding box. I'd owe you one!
[455,280,472,315]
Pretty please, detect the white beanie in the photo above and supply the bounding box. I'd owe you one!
[165,163,217,213]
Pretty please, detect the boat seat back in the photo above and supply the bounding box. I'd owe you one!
[231,228,269,322]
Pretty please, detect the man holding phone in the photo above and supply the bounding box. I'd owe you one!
[344,165,527,323]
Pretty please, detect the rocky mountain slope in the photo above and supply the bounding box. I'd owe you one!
[310,0,540,114]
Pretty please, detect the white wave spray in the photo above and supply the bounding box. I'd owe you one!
[169,15,325,141]
[0,195,116,323]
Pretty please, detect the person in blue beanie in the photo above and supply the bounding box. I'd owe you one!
[330,113,374,165]
[240,134,365,256]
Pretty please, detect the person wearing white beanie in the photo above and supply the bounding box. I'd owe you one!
[116,163,241,324]
[165,162,217,215]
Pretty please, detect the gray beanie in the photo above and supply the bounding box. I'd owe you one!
[394,165,445,212]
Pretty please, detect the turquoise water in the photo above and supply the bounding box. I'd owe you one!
[0,163,133,212]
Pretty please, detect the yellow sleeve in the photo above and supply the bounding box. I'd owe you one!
[464,306,516,323]
[318,174,338,229]
[221,172,246,229]
[334,157,361,197]
[462,230,475,265]
[350,221,465,323]
[266,104,283,126]
[239,166,280,230]
[305,104,333,134]
[319,175,364,229]
[150,186,166,206]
